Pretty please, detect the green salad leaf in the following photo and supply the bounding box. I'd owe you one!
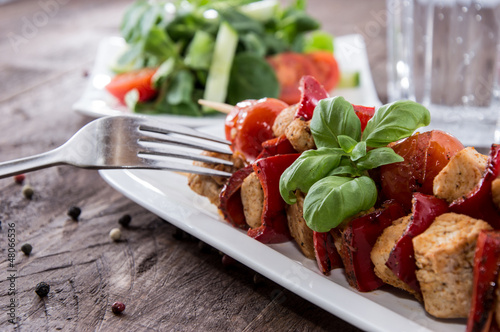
[113,0,334,116]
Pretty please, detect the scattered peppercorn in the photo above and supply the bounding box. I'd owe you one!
[222,254,236,267]
[198,240,211,253]
[67,206,81,221]
[118,214,131,227]
[109,228,121,241]
[22,185,34,199]
[35,282,50,297]
[14,174,25,184]
[253,273,264,285]
[111,301,125,314]
[21,243,32,256]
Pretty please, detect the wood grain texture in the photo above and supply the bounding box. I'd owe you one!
[0,0,386,331]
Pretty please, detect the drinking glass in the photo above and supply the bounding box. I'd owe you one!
[387,0,500,147]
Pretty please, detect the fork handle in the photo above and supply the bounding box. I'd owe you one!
[0,149,62,179]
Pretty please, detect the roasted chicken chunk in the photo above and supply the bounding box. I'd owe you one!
[413,212,492,318]
[370,215,420,298]
[286,191,315,259]
[272,104,297,137]
[187,152,244,207]
[240,172,264,229]
[433,147,487,203]
[285,118,315,153]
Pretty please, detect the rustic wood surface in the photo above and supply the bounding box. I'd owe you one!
[0,0,387,331]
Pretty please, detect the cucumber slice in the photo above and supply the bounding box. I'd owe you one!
[338,71,360,88]
[239,0,278,22]
[203,21,238,111]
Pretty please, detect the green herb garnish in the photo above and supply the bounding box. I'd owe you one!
[279,97,430,232]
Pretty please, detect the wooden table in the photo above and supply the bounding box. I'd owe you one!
[0,0,386,330]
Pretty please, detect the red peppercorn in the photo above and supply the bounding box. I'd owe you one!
[14,174,25,184]
[111,301,125,314]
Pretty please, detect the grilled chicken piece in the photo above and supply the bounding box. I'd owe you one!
[272,104,298,137]
[413,213,492,318]
[187,152,244,207]
[285,118,315,153]
[240,172,264,229]
[433,147,487,203]
[371,215,421,299]
[286,191,315,259]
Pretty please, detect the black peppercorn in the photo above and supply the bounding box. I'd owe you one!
[67,206,81,221]
[118,214,131,227]
[21,243,32,256]
[35,282,50,297]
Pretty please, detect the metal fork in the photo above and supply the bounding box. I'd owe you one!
[0,115,234,179]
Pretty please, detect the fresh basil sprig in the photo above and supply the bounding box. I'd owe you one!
[279,96,430,231]
[303,176,378,232]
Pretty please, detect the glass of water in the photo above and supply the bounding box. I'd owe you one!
[387,0,500,147]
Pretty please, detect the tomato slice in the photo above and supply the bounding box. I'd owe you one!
[106,68,158,104]
[225,98,288,162]
[267,52,320,105]
[379,130,464,210]
[307,51,340,92]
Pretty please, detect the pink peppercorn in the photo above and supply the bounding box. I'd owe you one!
[111,301,125,314]
[14,174,25,184]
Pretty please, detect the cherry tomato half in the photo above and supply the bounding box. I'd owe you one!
[106,67,157,105]
[379,130,464,210]
[267,52,320,105]
[225,98,289,162]
[306,51,340,92]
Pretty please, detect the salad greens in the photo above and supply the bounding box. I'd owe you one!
[115,0,333,116]
[279,97,431,232]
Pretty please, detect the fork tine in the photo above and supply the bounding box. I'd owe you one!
[138,133,232,155]
[138,146,233,166]
[137,157,232,177]
[138,118,231,145]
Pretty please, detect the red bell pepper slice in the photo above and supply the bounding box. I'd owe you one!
[466,230,500,332]
[219,165,254,229]
[313,231,343,275]
[450,144,500,229]
[294,76,375,131]
[256,135,297,159]
[352,104,375,132]
[295,75,329,120]
[385,193,448,294]
[339,200,406,292]
[247,154,300,244]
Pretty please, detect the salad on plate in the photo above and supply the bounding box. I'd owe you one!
[186,75,500,332]
[105,0,354,116]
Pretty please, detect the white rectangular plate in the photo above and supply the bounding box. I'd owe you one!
[99,122,466,332]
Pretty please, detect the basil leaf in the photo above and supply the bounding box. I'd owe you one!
[361,100,430,147]
[303,176,377,232]
[310,96,361,149]
[279,148,345,204]
[337,135,358,153]
[355,147,404,171]
[351,141,366,161]
[327,157,363,177]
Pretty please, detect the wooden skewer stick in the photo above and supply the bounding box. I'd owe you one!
[198,99,234,114]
